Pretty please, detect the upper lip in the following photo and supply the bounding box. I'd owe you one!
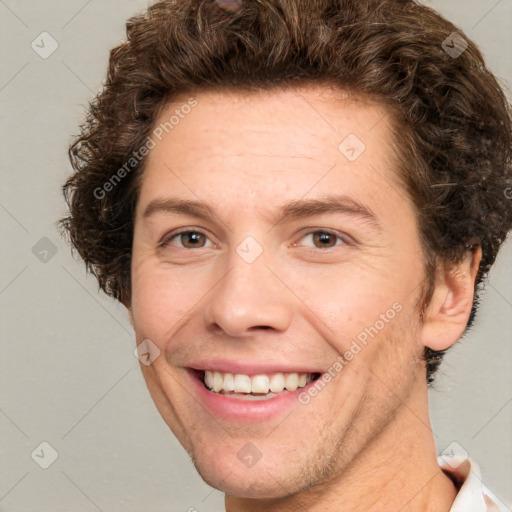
[187,359,322,376]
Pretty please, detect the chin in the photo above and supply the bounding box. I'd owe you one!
[189,445,300,499]
[198,466,292,500]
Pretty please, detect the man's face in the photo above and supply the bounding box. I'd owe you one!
[130,85,429,498]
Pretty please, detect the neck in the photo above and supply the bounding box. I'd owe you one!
[225,376,458,512]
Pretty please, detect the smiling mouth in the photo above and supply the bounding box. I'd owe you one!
[189,369,322,400]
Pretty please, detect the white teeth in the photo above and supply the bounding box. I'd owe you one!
[284,372,299,391]
[203,370,314,395]
[204,370,213,389]
[213,371,224,392]
[233,374,251,393]
[269,372,285,392]
[251,374,270,393]
[223,372,234,392]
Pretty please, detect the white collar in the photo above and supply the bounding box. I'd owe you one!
[437,456,508,512]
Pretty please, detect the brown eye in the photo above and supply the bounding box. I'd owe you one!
[161,230,212,249]
[180,231,206,248]
[313,232,337,248]
[299,230,346,249]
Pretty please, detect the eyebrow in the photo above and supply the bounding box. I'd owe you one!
[142,194,382,232]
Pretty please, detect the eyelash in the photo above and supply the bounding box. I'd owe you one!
[159,228,349,250]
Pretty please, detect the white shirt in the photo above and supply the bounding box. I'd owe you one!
[438,456,510,512]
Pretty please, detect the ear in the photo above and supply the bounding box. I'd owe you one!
[420,246,482,351]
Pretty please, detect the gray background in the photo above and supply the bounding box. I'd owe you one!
[0,1,511,511]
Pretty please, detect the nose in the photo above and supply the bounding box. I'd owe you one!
[203,244,294,337]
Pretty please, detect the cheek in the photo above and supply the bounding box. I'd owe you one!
[288,262,404,333]
[130,261,192,344]
[130,255,227,350]
[284,261,420,369]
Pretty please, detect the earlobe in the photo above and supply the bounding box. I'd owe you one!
[420,246,482,351]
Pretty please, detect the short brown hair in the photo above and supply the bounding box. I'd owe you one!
[58,0,512,384]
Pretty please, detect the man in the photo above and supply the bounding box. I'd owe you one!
[59,0,512,510]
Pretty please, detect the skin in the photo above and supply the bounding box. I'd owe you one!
[128,84,482,511]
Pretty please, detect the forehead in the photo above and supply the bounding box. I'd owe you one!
[157,83,392,158]
[138,83,408,222]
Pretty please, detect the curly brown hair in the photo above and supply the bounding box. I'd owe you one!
[58,0,512,384]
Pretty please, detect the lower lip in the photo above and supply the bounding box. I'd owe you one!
[185,369,321,422]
